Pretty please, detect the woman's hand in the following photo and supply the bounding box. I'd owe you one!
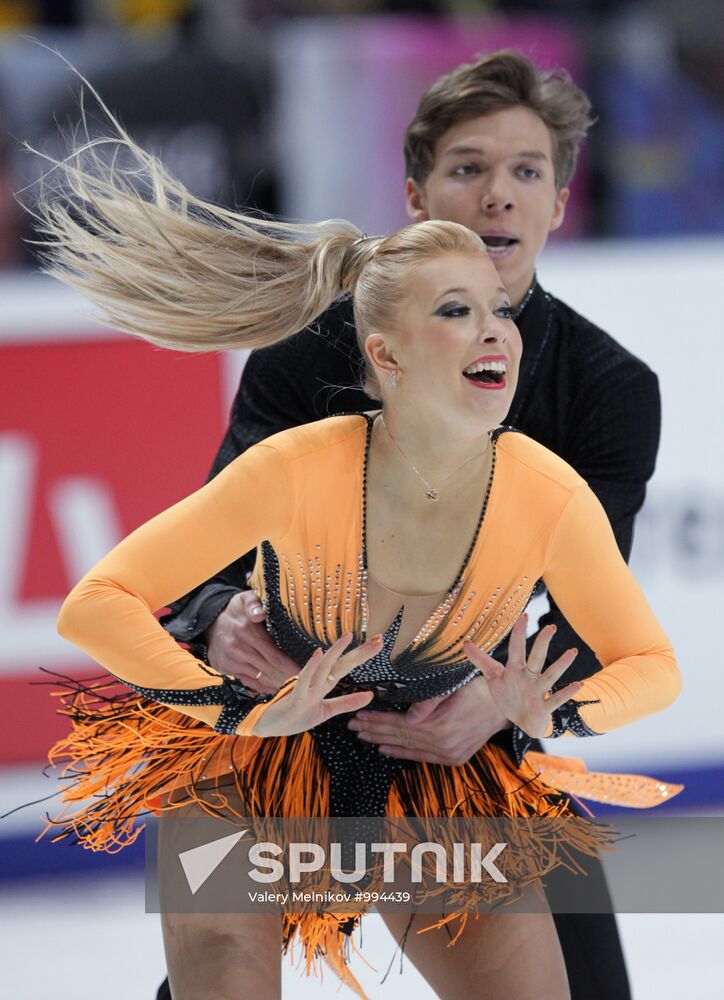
[463,614,583,739]
[251,632,383,737]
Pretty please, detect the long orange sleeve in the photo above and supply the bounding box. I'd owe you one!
[542,481,681,737]
[56,442,292,730]
[56,415,681,744]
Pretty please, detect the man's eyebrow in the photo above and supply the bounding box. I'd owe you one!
[515,150,549,161]
[441,145,550,162]
[441,145,485,159]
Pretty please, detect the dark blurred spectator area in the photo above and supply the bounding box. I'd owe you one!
[0,0,721,268]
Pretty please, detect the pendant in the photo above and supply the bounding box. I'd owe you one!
[425,488,440,501]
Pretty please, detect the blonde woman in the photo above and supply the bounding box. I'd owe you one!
[36,118,681,1000]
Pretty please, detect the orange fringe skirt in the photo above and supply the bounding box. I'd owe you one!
[41,680,679,998]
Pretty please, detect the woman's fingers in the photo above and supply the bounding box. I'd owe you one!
[315,632,355,677]
[545,681,584,713]
[525,624,556,674]
[294,646,327,697]
[298,633,383,699]
[537,647,578,690]
[317,634,383,687]
[508,614,528,666]
[463,641,504,680]
[322,691,374,720]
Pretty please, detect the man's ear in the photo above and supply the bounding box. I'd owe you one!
[405,178,430,223]
[548,186,570,233]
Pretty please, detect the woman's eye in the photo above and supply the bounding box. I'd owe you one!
[436,303,471,318]
[495,305,514,319]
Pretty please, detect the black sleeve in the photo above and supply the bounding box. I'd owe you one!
[159,300,365,649]
[499,365,662,764]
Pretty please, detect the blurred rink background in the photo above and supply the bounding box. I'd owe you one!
[0,1,723,998]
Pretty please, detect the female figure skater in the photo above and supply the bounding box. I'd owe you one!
[36,123,681,1000]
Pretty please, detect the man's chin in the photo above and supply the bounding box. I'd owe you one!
[493,260,535,304]
[483,247,516,274]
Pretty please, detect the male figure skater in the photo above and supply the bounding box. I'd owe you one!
[157,50,659,999]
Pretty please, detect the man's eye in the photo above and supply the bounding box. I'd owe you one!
[436,303,471,317]
[452,164,479,176]
[517,166,540,180]
[495,305,514,319]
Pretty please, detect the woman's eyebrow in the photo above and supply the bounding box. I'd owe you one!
[431,287,508,306]
[433,287,468,304]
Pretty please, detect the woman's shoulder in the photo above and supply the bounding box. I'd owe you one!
[256,413,370,462]
[496,427,584,494]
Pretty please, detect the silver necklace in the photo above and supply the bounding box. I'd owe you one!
[379,414,489,501]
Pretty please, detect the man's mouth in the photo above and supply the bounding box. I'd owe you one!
[462,358,507,389]
[480,234,519,258]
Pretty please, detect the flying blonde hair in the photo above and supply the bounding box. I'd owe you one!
[24,67,487,394]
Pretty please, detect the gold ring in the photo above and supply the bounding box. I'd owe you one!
[255,669,262,679]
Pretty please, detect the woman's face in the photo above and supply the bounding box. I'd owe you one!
[368,252,522,430]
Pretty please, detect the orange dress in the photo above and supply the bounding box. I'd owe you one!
[49,415,682,990]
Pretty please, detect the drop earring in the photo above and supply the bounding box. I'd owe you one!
[390,370,399,389]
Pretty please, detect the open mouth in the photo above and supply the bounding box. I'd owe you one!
[480,234,519,255]
[462,360,507,387]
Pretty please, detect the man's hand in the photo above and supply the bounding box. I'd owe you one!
[347,673,512,765]
[206,591,299,695]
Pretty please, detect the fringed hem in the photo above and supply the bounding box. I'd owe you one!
[273,744,619,999]
[42,679,619,1000]
[40,679,333,850]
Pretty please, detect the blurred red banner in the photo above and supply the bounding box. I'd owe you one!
[0,336,225,763]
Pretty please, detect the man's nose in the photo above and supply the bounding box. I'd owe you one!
[481,168,514,212]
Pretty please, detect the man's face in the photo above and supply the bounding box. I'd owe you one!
[405,106,569,306]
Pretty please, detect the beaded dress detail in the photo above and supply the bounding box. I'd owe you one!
[254,421,530,816]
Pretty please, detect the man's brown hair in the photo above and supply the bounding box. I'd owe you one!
[404,49,594,191]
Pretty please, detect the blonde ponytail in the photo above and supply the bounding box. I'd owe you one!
[22,64,489,374]
[24,75,367,352]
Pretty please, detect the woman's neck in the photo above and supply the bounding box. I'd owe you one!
[372,405,493,488]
